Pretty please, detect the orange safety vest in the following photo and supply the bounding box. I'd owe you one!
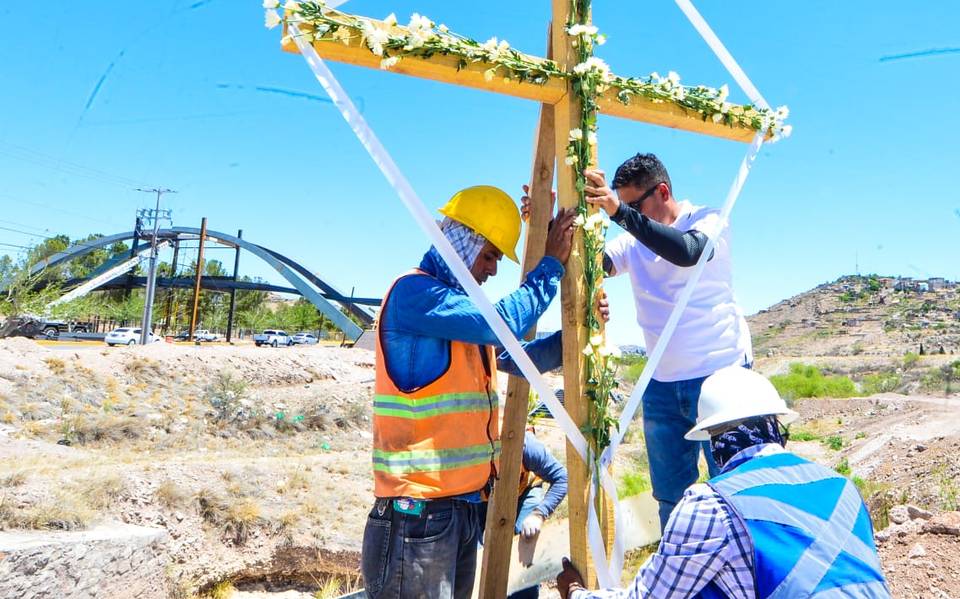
[373,270,501,499]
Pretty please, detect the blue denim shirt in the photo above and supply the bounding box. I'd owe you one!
[522,431,568,518]
[380,246,565,392]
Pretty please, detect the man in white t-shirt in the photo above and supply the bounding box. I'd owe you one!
[583,153,753,530]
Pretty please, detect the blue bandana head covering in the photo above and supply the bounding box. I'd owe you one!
[710,415,786,470]
[440,217,486,269]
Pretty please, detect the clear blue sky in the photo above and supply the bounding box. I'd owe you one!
[1,2,958,345]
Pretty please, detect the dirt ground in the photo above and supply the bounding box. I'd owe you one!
[2,338,960,597]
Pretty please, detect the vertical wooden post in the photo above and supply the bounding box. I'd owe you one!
[478,28,556,598]
[551,0,613,587]
[188,218,207,342]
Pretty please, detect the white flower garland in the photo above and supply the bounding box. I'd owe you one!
[266,1,792,138]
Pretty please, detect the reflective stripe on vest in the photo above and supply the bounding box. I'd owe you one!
[709,452,889,599]
[373,269,499,500]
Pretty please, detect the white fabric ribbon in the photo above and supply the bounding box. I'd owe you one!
[673,0,770,111]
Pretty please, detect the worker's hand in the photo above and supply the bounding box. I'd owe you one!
[520,511,544,539]
[583,169,620,217]
[544,207,576,264]
[520,184,557,222]
[557,557,587,599]
[597,291,610,323]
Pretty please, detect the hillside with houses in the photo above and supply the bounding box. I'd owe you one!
[748,274,960,358]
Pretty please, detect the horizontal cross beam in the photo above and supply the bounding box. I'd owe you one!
[282,14,766,143]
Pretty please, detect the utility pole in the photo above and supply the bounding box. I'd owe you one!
[135,188,175,344]
[188,217,209,343]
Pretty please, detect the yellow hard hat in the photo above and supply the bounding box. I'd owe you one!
[438,185,521,263]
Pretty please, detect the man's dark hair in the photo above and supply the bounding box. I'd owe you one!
[611,153,672,192]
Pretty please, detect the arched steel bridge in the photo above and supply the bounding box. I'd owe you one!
[30,227,379,341]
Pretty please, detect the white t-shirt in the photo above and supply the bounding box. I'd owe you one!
[606,200,752,382]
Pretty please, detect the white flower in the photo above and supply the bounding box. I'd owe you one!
[776,105,790,120]
[564,155,578,166]
[582,344,595,357]
[438,24,448,33]
[779,124,793,138]
[408,12,433,31]
[380,56,400,69]
[283,0,300,10]
[573,214,586,227]
[262,0,279,8]
[590,334,603,347]
[585,212,607,232]
[667,71,681,85]
[264,9,282,29]
[720,101,731,114]
[567,24,599,37]
[483,67,497,82]
[712,112,724,123]
[595,34,606,45]
[383,12,397,27]
[362,21,390,56]
[568,128,583,141]
[480,37,498,53]
[598,345,612,357]
[649,71,662,83]
[600,344,622,359]
[573,57,612,81]
[587,131,597,146]
[717,84,729,102]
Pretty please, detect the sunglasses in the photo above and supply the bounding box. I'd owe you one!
[626,182,665,209]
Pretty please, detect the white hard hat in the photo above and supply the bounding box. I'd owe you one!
[685,366,798,441]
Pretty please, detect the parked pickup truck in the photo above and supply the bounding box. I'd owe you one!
[254,330,292,347]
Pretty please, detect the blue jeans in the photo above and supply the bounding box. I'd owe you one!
[642,376,721,531]
[361,498,482,599]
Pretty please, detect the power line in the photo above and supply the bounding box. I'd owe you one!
[0,142,151,189]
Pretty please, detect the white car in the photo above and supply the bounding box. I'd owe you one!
[105,328,161,346]
[291,332,319,345]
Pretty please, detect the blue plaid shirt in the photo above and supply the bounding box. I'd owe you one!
[570,445,789,598]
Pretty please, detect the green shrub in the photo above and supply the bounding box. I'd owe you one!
[902,352,920,370]
[834,457,851,476]
[860,372,901,395]
[617,354,648,383]
[823,435,844,451]
[618,470,651,498]
[769,363,858,402]
[789,429,820,442]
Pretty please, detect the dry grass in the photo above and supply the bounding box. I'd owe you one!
[277,467,311,495]
[199,580,236,599]
[0,491,93,531]
[69,413,148,445]
[74,473,126,509]
[196,488,263,545]
[314,574,363,599]
[44,357,67,375]
[1,471,28,487]
[156,479,190,508]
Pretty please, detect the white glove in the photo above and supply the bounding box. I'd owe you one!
[520,511,545,539]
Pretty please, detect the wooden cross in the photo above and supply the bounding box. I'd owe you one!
[279,3,764,597]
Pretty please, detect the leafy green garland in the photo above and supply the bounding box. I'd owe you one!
[266,0,792,138]
[563,0,620,468]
